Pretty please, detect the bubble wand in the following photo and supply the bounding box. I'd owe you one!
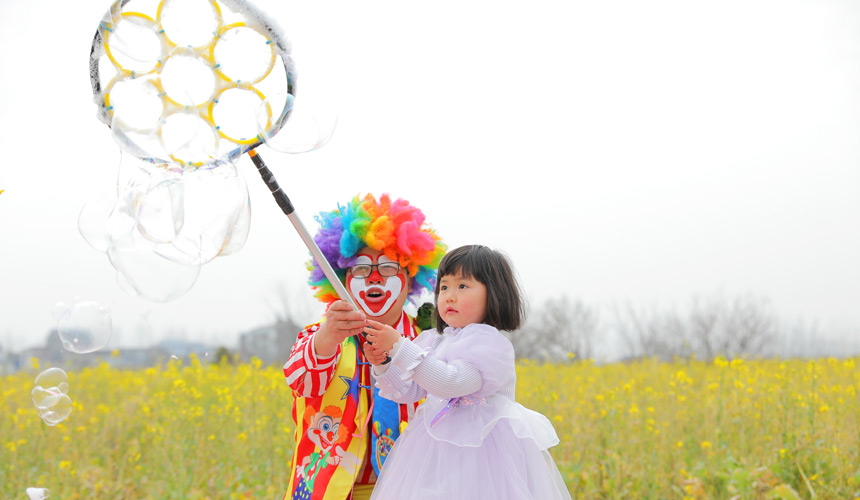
[89,0,384,356]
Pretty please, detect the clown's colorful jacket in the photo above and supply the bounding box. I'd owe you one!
[282,311,423,500]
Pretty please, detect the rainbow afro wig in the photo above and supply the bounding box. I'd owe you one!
[308,193,446,304]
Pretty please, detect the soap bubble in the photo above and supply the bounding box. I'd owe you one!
[79,153,252,302]
[134,178,184,244]
[51,302,70,321]
[57,301,113,353]
[26,487,50,500]
[108,230,201,302]
[134,163,250,265]
[79,189,128,253]
[218,194,251,257]
[160,111,220,166]
[32,368,73,426]
[38,395,73,427]
[33,368,68,390]
[31,386,65,409]
[257,90,337,153]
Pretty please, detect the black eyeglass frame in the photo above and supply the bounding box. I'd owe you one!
[348,262,401,279]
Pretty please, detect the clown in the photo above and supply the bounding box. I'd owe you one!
[283,194,445,500]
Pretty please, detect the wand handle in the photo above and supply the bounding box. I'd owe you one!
[248,150,390,364]
[248,149,355,306]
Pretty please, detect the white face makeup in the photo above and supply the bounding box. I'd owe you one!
[347,254,405,317]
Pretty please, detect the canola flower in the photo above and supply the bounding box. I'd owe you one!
[2,355,860,499]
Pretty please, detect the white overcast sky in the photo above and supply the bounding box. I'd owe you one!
[1,0,859,354]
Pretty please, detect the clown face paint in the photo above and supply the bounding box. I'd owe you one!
[347,253,406,317]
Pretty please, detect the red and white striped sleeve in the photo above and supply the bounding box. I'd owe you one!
[283,323,342,398]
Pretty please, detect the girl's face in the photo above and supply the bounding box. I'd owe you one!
[437,271,487,329]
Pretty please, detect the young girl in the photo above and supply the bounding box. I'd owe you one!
[363,245,572,499]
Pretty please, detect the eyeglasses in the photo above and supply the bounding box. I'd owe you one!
[349,262,401,279]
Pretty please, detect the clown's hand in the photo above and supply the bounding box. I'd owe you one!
[314,300,367,357]
[364,320,400,352]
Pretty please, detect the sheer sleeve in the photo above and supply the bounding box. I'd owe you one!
[442,323,515,397]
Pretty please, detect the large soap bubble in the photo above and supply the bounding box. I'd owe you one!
[32,368,73,427]
[78,154,251,302]
[108,230,202,302]
[135,164,251,265]
[57,301,113,353]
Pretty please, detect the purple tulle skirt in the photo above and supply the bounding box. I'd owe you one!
[370,396,572,500]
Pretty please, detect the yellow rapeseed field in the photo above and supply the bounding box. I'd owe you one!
[3,355,860,499]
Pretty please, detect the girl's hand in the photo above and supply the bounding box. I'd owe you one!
[364,342,390,366]
[364,320,400,352]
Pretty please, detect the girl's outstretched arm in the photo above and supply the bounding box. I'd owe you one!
[374,333,483,400]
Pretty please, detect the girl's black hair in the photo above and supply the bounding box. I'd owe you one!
[434,245,525,333]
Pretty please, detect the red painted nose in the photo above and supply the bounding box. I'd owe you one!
[367,268,384,282]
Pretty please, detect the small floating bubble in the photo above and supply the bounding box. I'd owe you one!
[32,368,73,426]
[57,301,113,353]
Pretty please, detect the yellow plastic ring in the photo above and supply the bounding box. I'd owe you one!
[156,0,223,51]
[103,12,163,77]
[103,75,167,132]
[206,83,272,145]
[210,22,277,85]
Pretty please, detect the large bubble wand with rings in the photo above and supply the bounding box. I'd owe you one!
[89,0,365,318]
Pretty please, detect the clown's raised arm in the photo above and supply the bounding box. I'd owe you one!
[284,322,344,396]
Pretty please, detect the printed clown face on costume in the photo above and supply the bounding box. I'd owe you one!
[307,409,342,452]
[347,247,411,324]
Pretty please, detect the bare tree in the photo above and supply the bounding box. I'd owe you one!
[613,293,776,361]
[778,318,820,358]
[612,302,692,362]
[510,296,600,362]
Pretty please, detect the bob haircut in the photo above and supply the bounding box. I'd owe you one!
[434,245,525,333]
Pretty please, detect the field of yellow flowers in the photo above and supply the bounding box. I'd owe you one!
[3,355,860,499]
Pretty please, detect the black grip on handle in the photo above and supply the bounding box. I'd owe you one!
[249,151,295,216]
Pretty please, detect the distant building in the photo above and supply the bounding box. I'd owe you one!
[8,331,214,372]
[105,346,169,369]
[238,318,300,366]
[157,339,213,361]
[7,320,303,373]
